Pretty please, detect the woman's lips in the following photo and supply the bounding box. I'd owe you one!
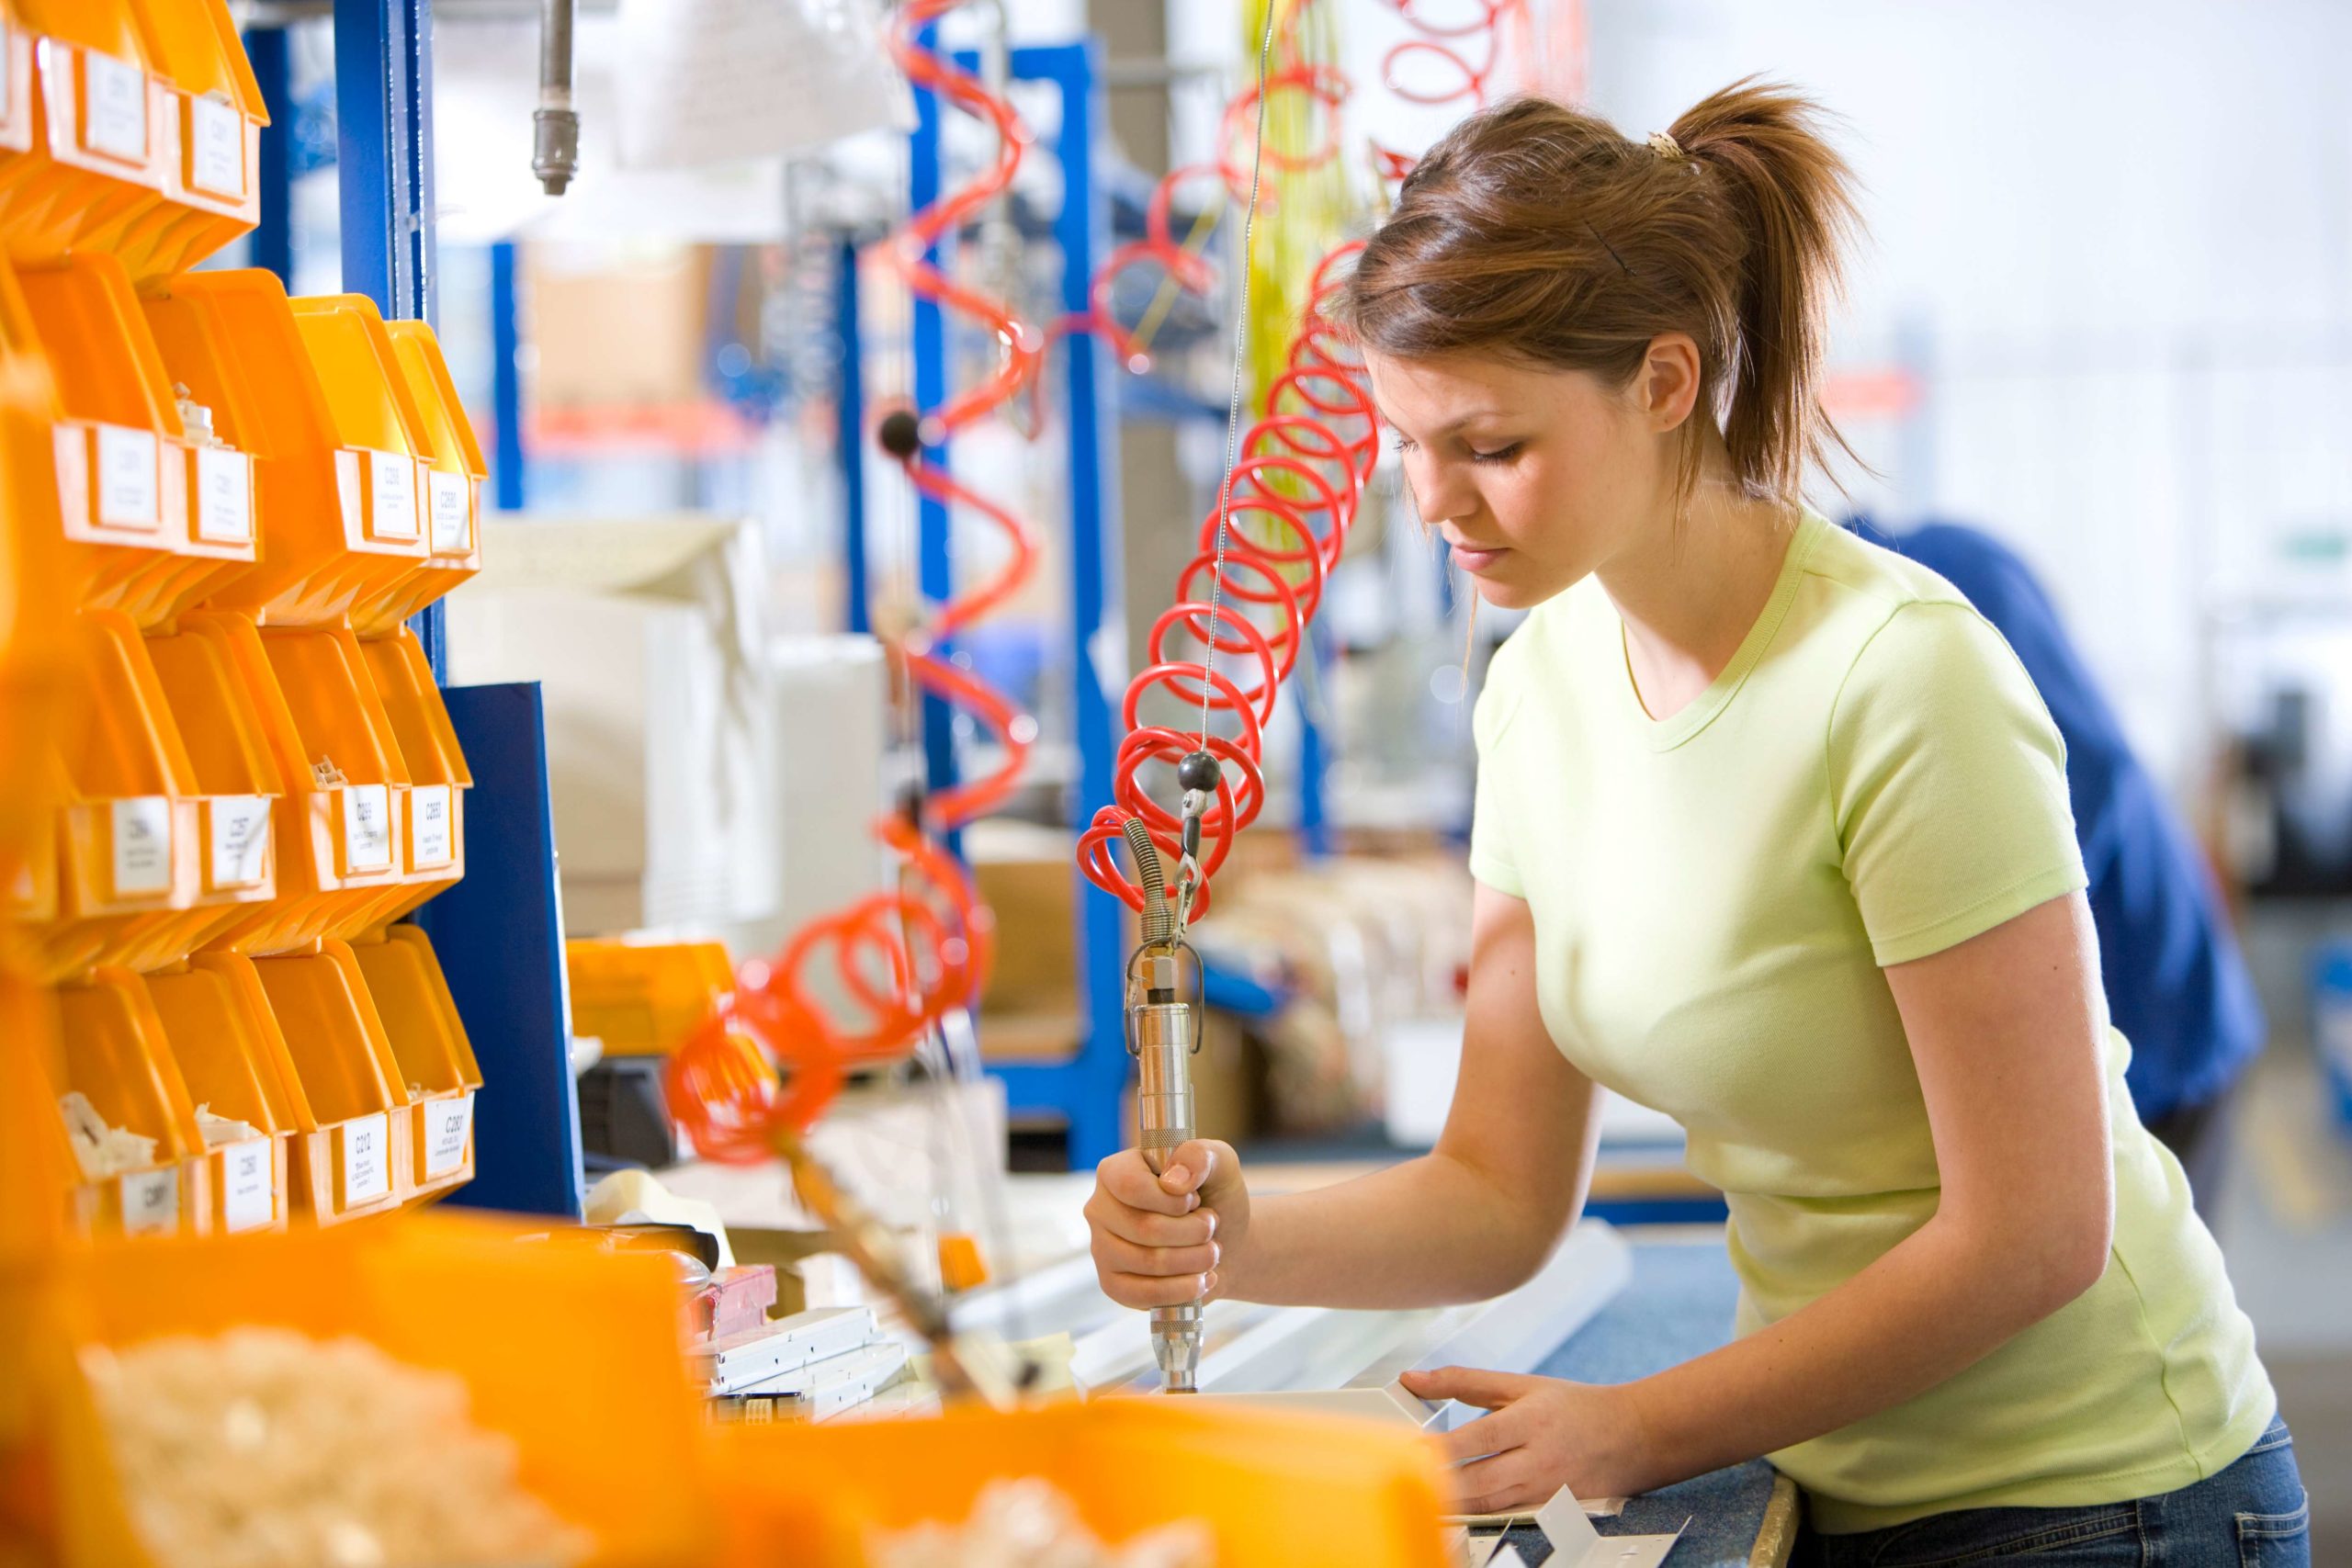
[1448,542,1510,573]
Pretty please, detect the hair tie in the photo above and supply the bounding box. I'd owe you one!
[1647,130,1686,163]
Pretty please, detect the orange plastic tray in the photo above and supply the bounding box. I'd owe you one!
[110,0,264,278]
[0,1,168,264]
[359,318,485,634]
[51,966,209,1239]
[245,942,411,1224]
[355,625,469,926]
[0,342,71,951]
[13,250,254,625]
[38,609,202,982]
[708,1397,1455,1568]
[142,960,292,1235]
[349,926,482,1205]
[193,613,413,953]
[21,1213,716,1568]
[568,939,733,1057]
[139,268,425,627]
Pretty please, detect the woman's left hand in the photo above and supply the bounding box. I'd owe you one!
[1400,1366,1668,1514]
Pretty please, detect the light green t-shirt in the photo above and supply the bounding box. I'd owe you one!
[1471,512,2273,1532]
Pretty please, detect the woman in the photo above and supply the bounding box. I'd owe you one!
[1083,83,2308,1563]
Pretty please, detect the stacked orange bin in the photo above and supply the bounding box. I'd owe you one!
[1,4,486,1238]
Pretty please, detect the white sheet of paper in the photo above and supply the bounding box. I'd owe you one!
[194,445,252,543]
[428,469,470,553]
[111,796,173,896]
[95,425,160,529]
[82,51,148,163]
[342,1112,390,1207]
[220,1139,273,1233]
[368,450,420,540]
[208,795,270,887]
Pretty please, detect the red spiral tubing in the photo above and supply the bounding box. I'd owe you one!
[1369,0,1527,185]
[1074,0,1525,924]
[667,1,1042,1156]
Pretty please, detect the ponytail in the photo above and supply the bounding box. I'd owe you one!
[1669,77,1862,501]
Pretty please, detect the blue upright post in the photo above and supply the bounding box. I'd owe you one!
[334,0,443,677]
[490,242,526,510]
[244,28,294,286]
[966,40,1128,1170]
[908,22,959,832]
[837,237,872,636]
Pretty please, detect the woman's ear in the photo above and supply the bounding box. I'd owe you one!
[1637,333,1705,433]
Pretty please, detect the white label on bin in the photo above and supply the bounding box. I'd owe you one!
[424,1093,473,1179]
[427,469,470,553]
[111,796,173,896]
[409,784,453,868]
[95,425,160,530]
[194,446,252,544]
[82,51,147,163]
[120,1168,179,1235]
[343,784,392,873]
[342,1113,390,1206]
[188,93,243,196]
[220,1139,273,1232]
[208,795,270,887]
[368,449,419,540]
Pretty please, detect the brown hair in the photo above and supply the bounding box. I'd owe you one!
[1334,78,1862,505]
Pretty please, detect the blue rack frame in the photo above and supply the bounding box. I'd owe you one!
[888,39,1128,1168]
[327,0,584,1216]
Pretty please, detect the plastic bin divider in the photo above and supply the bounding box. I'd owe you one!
[52,965,209,1236]
[141,958,291,1234]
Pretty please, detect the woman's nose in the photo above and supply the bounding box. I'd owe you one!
[1408,454,1475,526]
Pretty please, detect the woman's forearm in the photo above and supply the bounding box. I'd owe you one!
[1623,1211,2101,1490]
[1224,1149,1576,1309]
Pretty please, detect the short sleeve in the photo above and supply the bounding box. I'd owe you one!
[1828,601,2086,966]
[1467,638,1527,897]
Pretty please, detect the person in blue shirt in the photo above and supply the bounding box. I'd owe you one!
[1846,518,2266,1216]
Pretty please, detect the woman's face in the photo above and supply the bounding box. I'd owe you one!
[1364,349,1678,611]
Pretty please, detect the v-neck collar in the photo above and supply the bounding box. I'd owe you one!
[1609,510,1825,752]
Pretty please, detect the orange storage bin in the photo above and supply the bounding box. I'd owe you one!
[13,251,254,625]
[142,611,280,909]
[0,0,167,264]
[113,0,264,278]
[140,268,425,626]
[357,625,469,923]
[362,318,485,634]
[38,609,201,982]
[568,939,733,1057]
[142,960,293,1235]
[50,967,209,1239]
[28,1213,717,1568]
[195,612,413,952]
[350,926,482,1204]
[709,1397,1453,1568]
[246,941,411,1224]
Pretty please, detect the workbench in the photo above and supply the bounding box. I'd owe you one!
[1487,1230,1800,1567]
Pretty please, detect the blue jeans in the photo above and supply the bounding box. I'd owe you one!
[1796,1417,2309,1566]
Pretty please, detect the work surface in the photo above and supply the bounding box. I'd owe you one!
[1487,1232,1798,1567]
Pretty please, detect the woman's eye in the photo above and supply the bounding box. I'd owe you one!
[1468,443,1523,464]
[1389,436,1418,455]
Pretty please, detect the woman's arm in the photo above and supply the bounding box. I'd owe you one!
[1231,884,1602,1306]
[1084,884,1600,1312]
[1418,890,2115,1510]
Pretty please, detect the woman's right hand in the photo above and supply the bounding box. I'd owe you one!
[1084,1138,1250,1309]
